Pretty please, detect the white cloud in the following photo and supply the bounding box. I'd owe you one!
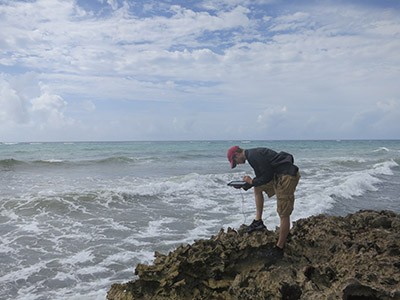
[106,0,119,11]
[338,98,400,139]
[0,75,74,134]
[81,100,96,112]
[269,11,310,32]
[257,106,288,129]
[31,84,70,127]
[0,0,399,141]
[376,99,399,112]
[0,78,29,124]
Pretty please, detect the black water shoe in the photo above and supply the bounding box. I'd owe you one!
[247,219,266,233]
[266,246,284,261]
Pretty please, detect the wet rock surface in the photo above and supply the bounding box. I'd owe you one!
[107,210,400,300]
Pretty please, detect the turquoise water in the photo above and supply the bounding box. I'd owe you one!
[1,140,399,299]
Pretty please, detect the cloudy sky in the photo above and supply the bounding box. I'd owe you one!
[1,0,399,142]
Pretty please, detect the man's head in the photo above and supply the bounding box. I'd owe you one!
[227,146,246,168]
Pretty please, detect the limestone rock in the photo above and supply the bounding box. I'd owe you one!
[107,210,400,300]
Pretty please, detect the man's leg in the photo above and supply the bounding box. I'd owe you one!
[254,186,264,220]
[275,172,300,248]
[277,215,290,249]
[247,185,272,233]
[265,215,289,260]
[253,181,275,221]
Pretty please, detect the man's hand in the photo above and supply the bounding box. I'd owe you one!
[243,176,253,185]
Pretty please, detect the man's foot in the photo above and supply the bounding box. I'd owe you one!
[247,219,266,233]
[266,246,284,261]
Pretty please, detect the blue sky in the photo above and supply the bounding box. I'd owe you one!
[1,0,399,142]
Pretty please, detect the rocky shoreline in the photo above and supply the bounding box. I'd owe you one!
[107,210,400,299]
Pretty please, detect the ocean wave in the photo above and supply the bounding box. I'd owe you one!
[0,158,27,168]
[0,142,19,145]
[0,156,155,170]
[296,158,399,220]
[1,158,68,167]
[330,172,380,200]
[372,147,390,152]
[331,157,366,167]
[97,156,137,164]
[34,159,65,164]
[327,160,398,200]
[371,159,398,175]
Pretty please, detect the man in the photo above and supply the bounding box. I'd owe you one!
[227,146,300,259]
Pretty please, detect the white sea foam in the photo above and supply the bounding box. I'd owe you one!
[43,159,64,163]
[122,236,152,246]
[0,242,15,254]
[0,208,19,220]
[75,265,109,275]
[334,160,398,199]
[54,271,76,281]
[136,217,180,238]
[102,252,138,264]
[371,160,398,175]
[130,249,157,265]
[373,147,390,152]
[328,172,379,199]
[17,220,42,233]
[60,250,95,265]
[0,260,47,283]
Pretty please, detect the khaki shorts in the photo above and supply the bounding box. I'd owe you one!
[258,172,300,217]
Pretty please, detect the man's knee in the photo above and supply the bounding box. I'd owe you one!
[256,182,275,198]
[277,196,294,217]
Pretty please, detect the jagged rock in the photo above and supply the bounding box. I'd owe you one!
[107,210,400,300]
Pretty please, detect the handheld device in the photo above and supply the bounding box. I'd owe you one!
[227,181,248,188]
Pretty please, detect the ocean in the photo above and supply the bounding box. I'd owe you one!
[1,140,399,300]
